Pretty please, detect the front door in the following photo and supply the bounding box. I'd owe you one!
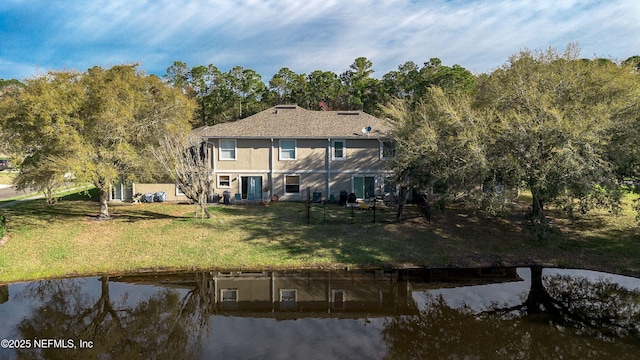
[241,176,262,201]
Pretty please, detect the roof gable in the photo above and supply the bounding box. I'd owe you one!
[196,105,390,139]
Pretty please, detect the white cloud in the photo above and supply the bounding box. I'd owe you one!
[1,0,639,80]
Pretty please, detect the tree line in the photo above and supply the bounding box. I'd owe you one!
[1,44,639,228]
[163,56,476,127]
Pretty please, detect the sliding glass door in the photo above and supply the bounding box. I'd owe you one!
[353,176,375,199]
[241,176,262,201]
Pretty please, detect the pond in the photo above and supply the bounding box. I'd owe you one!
[1,267,639,359]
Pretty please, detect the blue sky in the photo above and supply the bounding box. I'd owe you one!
[1,0,639,81]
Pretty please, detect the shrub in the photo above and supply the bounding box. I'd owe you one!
[0,212,6,239]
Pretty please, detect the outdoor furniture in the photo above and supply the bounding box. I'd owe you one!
[358,200,372,210]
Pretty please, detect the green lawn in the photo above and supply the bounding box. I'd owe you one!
[0,171,16,184]
[1,190,639,284]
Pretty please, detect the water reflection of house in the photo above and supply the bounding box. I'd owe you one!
[211,270,415,317]
[113,268,521,319]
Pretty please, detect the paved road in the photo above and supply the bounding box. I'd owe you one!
[0,184,42,208]
[0,184,92,208]
[0,185,30,201]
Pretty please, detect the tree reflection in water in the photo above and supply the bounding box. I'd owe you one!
[382,267,640,360]
[7,267,640,359]
[16,273,215,359]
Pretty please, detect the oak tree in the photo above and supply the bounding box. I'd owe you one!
[3,65,194,218]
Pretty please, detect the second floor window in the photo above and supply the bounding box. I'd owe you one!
[219,139,236,160]
[332,140,345,160]
[280,140,296,160]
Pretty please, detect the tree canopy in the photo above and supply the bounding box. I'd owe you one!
[1,64,195,217]
[163,56,477,126]
[384,45,640,232]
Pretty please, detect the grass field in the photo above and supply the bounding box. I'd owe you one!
[0,171,16,184]
[1,189,639,284]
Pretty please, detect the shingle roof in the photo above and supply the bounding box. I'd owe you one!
[196,105,391,139]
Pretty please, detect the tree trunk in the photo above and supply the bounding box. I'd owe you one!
[199,193,211,219]
[396,186,406,222]
[98,188,110,219]
[531,193,549,237]
[531,194,549,228]
[189,192,211,219]
[532,194,544,222]
[524,266,550,314]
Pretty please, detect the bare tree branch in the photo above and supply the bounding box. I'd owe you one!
[151,132,214,218]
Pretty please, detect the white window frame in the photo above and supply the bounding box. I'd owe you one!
[332,139,346,160]
[217,174,231,188]
[279,288,297,310]
[279,289,297,302]
[284,174,301,194]
[219,139,237,161]
[175,184,186,196]
[221,289,238,302]
[279,139,297,161]
[380,141,396,160]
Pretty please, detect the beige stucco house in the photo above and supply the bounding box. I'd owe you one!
[197,105,394,203]
[111,105,394,203]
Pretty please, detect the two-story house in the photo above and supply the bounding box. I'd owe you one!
[198,105,394,202]
[110,105,394,203]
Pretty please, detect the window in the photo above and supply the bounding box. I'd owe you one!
[221,289,237,302]
[332,140,346,160]
[381,141,396,159]
[176,184,185,196]
[285,175,300,194]
[280,289,297,310]
[217,175,231,188]
[219,139,236,160]
[280,140,296,160]
[220,288,238,310]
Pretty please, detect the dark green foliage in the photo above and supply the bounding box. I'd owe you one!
[0,212,6,239]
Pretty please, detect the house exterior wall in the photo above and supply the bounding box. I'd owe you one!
[209,137,391,202]
[273,139,326,172]
[133,183,187,202]
[214,138,272,171]
[118,106,394,204]
[211,271,403,310]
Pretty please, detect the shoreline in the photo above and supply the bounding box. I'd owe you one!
[3,260,639,286]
